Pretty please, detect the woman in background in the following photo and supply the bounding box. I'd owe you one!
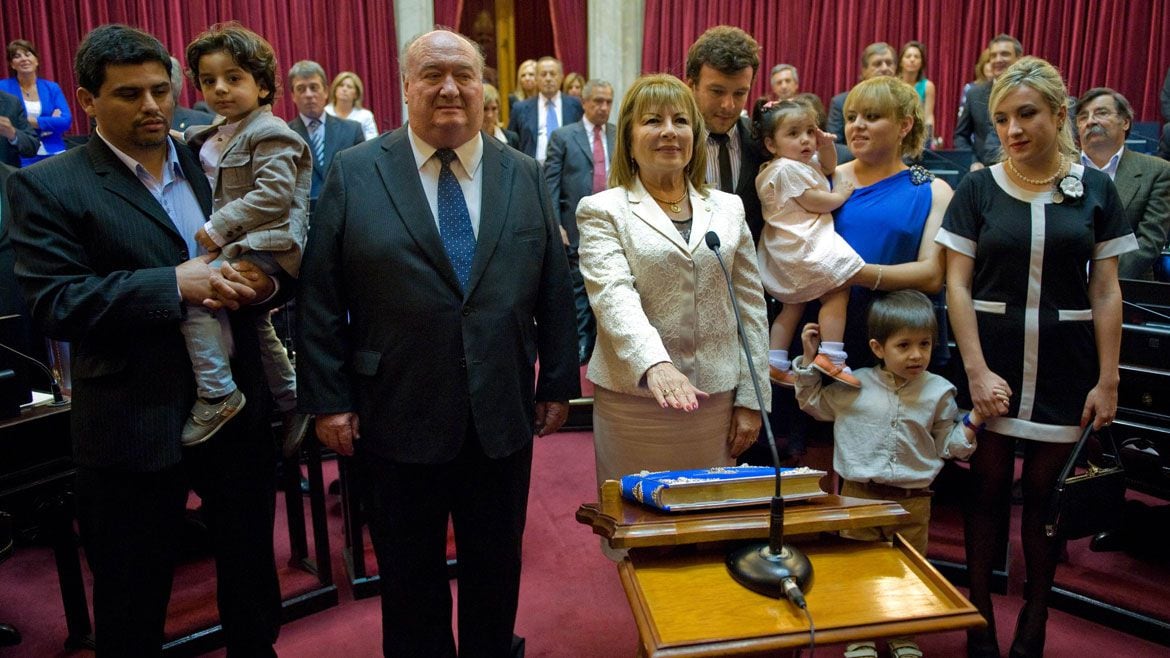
[562,72,585,98]
[482,83,520,149]
[937,57,1135,658]
[324,71,378,140]
[507,59,538,110]
[958,49,993,121]
[577,74,770,490]
[897,40,937,147]
[1,40,71,165]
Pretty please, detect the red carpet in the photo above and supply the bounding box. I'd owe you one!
[1,431,1167,656]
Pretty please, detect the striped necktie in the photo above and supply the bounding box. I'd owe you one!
[309,118,325,169]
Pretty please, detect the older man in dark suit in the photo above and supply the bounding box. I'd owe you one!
[285,60,364,202]
[507,56,583,164]
[6,25,283,657]
[1077,87,1170,280]
[297,29,578,657]
[544,78,614,364]
[685,26,768,243]
[0,89,39,167]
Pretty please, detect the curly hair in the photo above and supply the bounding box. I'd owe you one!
[685,26,759,82]
[186,22,279,106]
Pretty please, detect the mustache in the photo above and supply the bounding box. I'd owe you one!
[1084,125,1107,136]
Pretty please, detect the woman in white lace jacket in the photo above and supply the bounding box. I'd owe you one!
[576,74,771,490]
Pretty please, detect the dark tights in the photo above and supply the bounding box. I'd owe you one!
[964,432,1074,657]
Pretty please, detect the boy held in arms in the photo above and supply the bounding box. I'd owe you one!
[793,290,1008,658]
[179,23,312,447]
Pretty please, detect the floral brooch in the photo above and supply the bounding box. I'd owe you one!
[1053,174,1084,204]
[909,164,935,186]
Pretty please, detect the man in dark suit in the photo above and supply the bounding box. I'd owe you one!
[685,25,767,243]
[285,60,364,202]
[6,25,283,657]
[544,78,614,364]
[507,56,583,164]
[168,56,214,132]
[955,34,1022,170]
[0,89,39,168]
[1077,87,1170,280]
[825,42,896,144]
[297,30,578,656]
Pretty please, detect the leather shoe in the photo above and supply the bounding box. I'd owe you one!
[281,412,313,458]
[182,389,246,447]
[811,354,861,388]
[0,623,20,647]
[769,364,796,388]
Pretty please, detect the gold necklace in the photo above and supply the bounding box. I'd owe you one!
[1006,153,1065,186]
[649,189,687,213]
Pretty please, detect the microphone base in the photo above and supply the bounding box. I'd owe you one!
[726,542,813,598]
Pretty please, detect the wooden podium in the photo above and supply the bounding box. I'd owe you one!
[577,481,984,657]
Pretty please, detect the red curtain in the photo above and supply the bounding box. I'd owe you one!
[641,0,1170,147]
[549,0,587,79]
[0,0,400,135]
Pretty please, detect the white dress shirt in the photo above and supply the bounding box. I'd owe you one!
[582,116,610,169]
[407,128,484,237]
[535,91,563,165]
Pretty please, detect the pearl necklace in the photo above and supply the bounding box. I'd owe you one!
[1006,153,1066,186]
[649,189,687,213]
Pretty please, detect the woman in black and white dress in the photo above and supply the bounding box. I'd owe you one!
[936,57,1137,658]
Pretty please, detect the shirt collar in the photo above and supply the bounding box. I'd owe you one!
[301,112,325,128]
[1079,145,1125,175]
[407,128,484,179]
[95,127,184,183]
[583,116,603,133]
[541,91,561,108]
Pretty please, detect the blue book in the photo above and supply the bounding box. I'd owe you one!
[619,465,827,512]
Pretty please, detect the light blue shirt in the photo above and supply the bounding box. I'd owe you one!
[96,130,206,258]
[1080,145,1125,181]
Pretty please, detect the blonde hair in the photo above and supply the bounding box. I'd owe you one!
[843,76,926,158]
[989,56,1077,161]
[328,71,365,109]
[562,71,584,95]
[610,74,708,191]
[514,59,537,100]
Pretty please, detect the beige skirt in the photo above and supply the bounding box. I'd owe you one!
[592,386,736,491]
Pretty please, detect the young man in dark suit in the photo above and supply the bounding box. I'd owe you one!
[6,24,284,657]
[544,78,615,364]
[297,29,579,657]
[507,56,584,164]
[685,26,767,243]
[285,60,365,202]
[954,34,1022,170]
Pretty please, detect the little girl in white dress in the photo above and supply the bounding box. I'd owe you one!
[753,99,864,388]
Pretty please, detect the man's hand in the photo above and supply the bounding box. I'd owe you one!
[177,254,218,305]
[316,412,360,456]
[204,259,274,311]
[726,406,761,458]
[0,116,15,140]
[534,400,569,436]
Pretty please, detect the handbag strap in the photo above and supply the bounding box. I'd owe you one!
[1055,423,1121,486]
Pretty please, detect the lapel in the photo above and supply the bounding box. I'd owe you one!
[570,122,592,163]
[321,115,339,172]
[375,130,462,295]
[627,177,698,254]
[85,137,193,243]
[605,123,617,163]
[464,136,512,298]
[1113,149,1142,209]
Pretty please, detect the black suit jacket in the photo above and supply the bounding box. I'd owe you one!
[544,120,616,247]
[954,81,999,165]
[726,115,767,243]
[0,90,40,167]
[507,94,584,159]
[296,129,579,463]
[0,163,21,316]
[172,105,215,133]
[6,137,284,470]
[827,91,848,144]
[288,113,365,197]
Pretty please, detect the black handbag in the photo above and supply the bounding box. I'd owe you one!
[1044,424,1126,539]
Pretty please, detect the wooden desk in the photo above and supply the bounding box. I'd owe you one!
[576,480,910,548]
[621,535,984,657]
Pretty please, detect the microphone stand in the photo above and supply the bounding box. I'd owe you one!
[0,340,67,406]
[704,231,812,607]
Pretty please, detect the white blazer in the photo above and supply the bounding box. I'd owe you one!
[576,177,771,411]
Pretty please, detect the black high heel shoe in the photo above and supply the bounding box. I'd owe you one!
[1008,603,1048,658]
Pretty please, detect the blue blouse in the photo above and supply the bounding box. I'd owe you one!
[0,77,72,164]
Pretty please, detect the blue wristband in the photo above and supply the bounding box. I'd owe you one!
[962,413,986,433]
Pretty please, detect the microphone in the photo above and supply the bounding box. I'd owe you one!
[0,339,67,406]
[704,231,812,606]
